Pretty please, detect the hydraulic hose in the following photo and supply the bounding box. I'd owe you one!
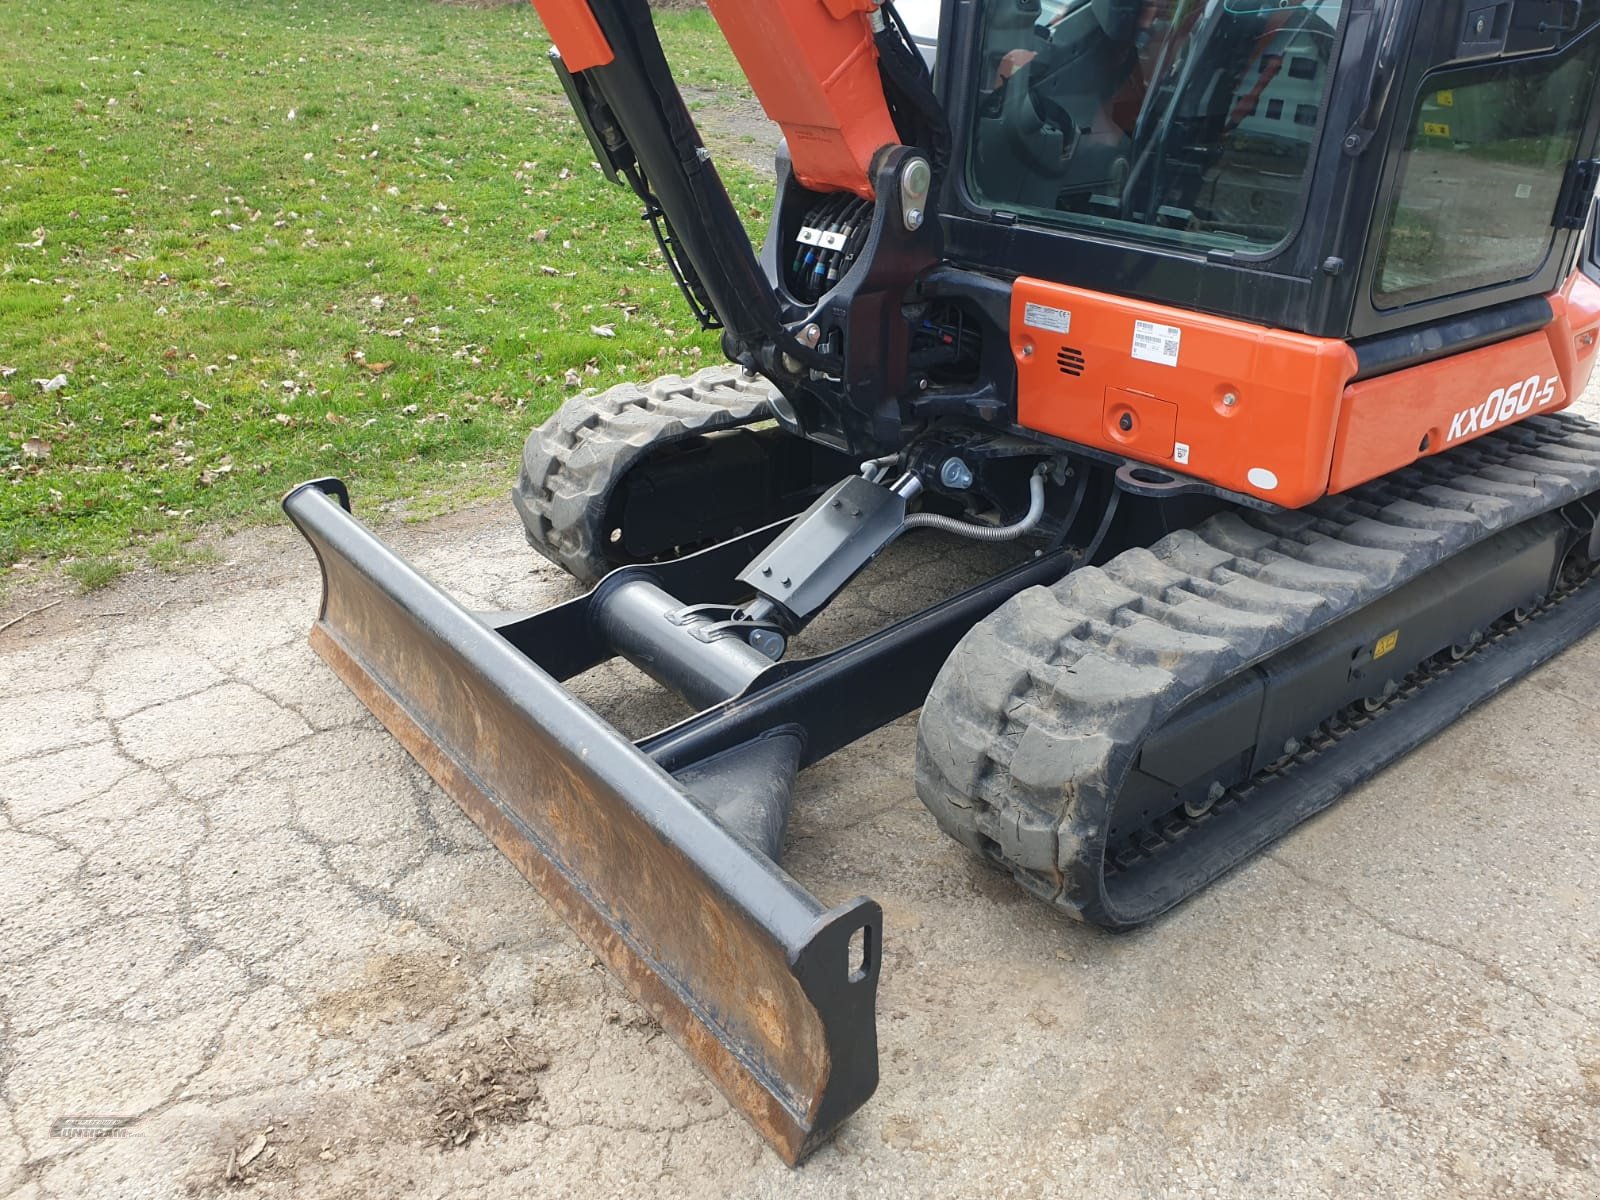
[902,468,1048,542]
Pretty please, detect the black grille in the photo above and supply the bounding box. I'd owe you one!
[1056,346,1086,377]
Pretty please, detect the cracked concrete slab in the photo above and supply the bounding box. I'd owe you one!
[4,411,1600,1198]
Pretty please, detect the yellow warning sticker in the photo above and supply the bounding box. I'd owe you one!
[1374,631,1400,660]
[1423,122,1452,138]
[1436,89,1455,107]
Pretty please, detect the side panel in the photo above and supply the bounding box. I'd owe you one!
[1329,273,1600,493]
[1011,280,1358,508]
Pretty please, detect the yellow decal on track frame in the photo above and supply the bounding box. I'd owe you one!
[1374,631,1400,660]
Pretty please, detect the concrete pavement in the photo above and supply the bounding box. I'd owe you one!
[2,415,1598,1198]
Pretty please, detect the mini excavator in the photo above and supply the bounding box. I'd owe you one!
[285,0,1600,1162]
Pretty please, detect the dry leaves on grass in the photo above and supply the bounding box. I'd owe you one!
[21,438,50,460]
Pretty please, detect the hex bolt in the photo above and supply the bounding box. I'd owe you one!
[1119,413,1134,432]
[1223,392,1239,408]
[1207,781,1225,804]
[939,457,974,490]
[1283,738,1301,756]
[761,566,772,576]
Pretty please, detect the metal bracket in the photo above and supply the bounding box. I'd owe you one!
[737,475,909,622]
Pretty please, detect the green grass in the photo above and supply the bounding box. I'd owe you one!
[0,0,764,576]
[64,555,127,592]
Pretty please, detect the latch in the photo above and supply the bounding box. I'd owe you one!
[1555,157,1600,230]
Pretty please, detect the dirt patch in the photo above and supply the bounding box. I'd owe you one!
[681,86,778,176]
[397,1031,551,1149]
[191,1027,551,1194]
[310,952,471,1037]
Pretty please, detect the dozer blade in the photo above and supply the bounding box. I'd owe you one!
[282,479,880,1164]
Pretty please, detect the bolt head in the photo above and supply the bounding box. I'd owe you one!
[1223,392,1239,408]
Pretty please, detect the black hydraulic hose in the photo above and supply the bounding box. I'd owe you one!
[874,8,949,186]
[578,0,839,371]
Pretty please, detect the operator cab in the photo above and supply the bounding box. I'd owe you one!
[943,0,1600,345]
[970,0,1344,252]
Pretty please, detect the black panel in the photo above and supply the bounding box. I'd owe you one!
[1351,294,1554,378]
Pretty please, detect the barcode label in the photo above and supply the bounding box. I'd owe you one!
[1132,320,1181,367]
[1023,302,1072,334]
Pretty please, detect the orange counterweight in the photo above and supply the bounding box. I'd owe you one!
[1011,280,1359,508]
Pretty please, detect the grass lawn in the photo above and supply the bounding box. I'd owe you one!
[0,0,762,589]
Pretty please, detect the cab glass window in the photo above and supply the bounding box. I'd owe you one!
[966,0,1350,254]
[1375,37,1600,309]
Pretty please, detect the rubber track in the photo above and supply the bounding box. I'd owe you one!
[915,412,1600,928]
[512,366,776,583]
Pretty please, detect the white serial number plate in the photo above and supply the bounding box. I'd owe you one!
[1023,302,1072,335]
[1132,320,1182,367]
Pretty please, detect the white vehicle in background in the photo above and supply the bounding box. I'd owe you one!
[896,0,940,71]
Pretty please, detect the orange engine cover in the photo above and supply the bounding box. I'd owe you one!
[705,0,900,198]
[1011,280,1359,508]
